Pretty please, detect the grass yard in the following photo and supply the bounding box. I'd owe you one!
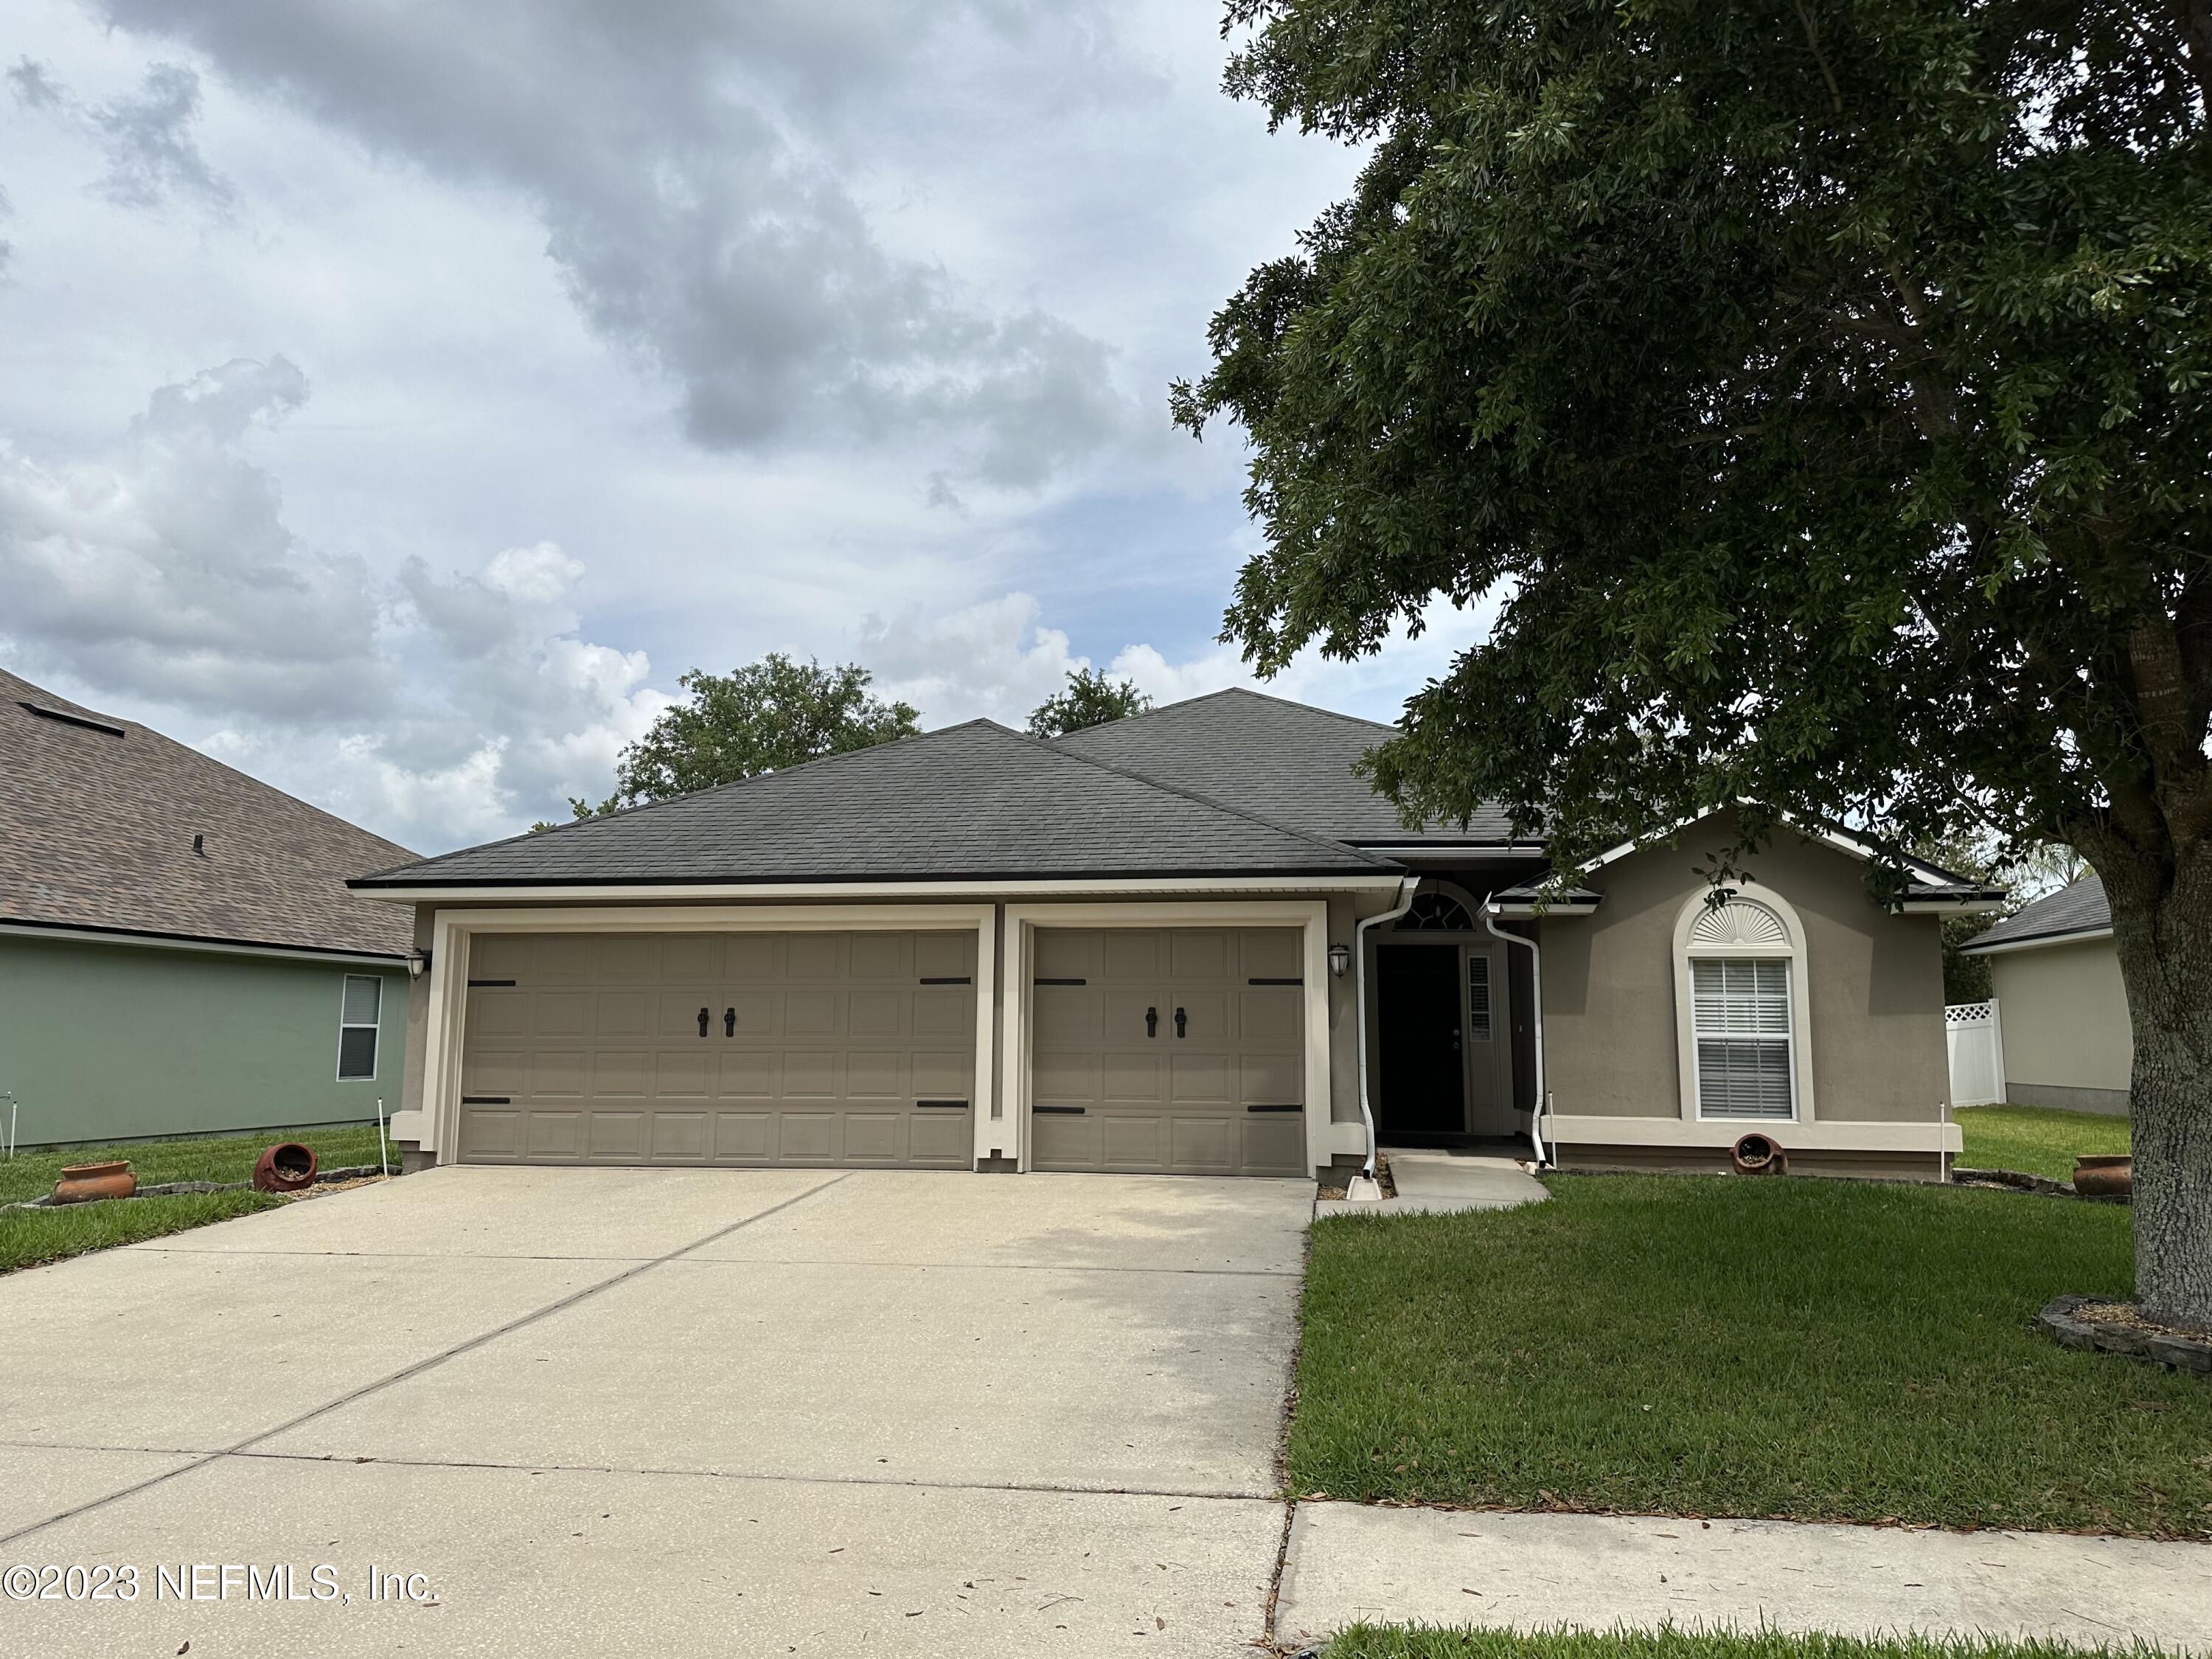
[1295,1175,2212,1538]
[1318,1629,2146,1659]
[0,1120,394,1206]
[0,1121,394,1274]
[1954,1105,2130,1183]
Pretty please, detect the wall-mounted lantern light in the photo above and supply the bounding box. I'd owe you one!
[1326,942,1351,978]
[406,946,433,981]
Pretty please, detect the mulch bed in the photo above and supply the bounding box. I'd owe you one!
[2040,1293,2212,1375]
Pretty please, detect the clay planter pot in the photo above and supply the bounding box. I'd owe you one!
[53,1160,136,1205]
[252,1142,318,1194]
[2073,1154,2134,1199]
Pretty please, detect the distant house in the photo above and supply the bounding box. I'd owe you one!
[1959,876,2129,1116]
[0,669,417,1148]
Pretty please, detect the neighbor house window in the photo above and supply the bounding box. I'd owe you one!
[338,975,381,1080]
[1672,889,1813,1121]
[1691,958,1792,1117]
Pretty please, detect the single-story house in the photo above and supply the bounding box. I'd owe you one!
[0,669,416,1147]
[353,689,1999,1181]
[1959,876,2130,1116]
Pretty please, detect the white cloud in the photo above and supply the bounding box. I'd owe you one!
[0,358,667,849]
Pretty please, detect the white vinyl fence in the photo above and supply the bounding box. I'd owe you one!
[1944,1000,2005,1107]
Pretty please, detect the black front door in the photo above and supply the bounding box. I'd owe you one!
[1377,945,1465,1137]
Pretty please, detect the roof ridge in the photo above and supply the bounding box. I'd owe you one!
[1060,684,1400,742]
[1004,722,1395,869]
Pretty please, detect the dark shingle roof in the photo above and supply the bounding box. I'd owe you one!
[1,668,415,957]
[1054,688,1523,845]
[1961,875,2110,953]
[354,719,1393,889]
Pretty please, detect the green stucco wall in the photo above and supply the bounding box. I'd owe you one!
[0,933,410,1147]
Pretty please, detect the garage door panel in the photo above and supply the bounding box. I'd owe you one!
[1030,926,1307,1178]
[651,1112,709,1161]
[1239,1053,1302,1107]
[1242,1115,1306,1175]
[846,1050,902,1099]
[1169,1116,1234,1172]
[654,1050,711,1098]
[460,931,978,1169]
[912,1050,973,1097]
[588,1112,647,1159]
[786,934,844,978]
[717,1049,778,1098]
[782,1051,841,1097]
[526,1111,585,1159]
[714,1111,773,1161]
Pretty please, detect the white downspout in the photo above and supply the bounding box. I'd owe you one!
[1352,875,1421,1194]
[1484,908,1548,1169]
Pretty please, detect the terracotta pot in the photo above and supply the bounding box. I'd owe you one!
[1731,1133,1788,1177]
[53,1160,136,1205]
[2073,1154,2133,1198]
[252,1142,318,1194]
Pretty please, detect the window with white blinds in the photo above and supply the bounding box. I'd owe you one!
[1467,954,1493,1042]
[1691,958,1793,1118]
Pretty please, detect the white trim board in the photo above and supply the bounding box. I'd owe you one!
[360,874,1404,905]
[0,920,406,970]
[1545,1113,1962,1155]
[1960,926,2112,956]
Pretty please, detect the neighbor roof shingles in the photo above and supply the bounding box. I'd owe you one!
[1,669,416,957]
[1962,875,2110,952]
[353,719,1394,889]
[1054,688,1524,844]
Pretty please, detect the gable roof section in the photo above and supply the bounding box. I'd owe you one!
[1,669,416,957]
[1961,875,2110,953]
[1054,688,1525,846]
[354,719,1394,891]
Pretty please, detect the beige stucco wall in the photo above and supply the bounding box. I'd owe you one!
[1987,936,2132,1102]
[1537,811,1950,1124]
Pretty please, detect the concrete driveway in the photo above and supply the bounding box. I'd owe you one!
[1,1166,1311,1655]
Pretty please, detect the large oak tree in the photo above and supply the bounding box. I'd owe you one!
[1175,1,2212,1325]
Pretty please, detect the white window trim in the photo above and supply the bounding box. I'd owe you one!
[1671,883,1815,1124]
[337,973,383,1083]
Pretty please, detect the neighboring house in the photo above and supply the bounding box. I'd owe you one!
[352,689,1997,1183]
[0,669,415,1147]
[1959,877,2130,1116]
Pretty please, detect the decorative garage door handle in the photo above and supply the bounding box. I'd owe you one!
[1175,1006,1187,1038]
[698,1006,709,1037]
[724,1006,736,1037]
[1145,1006,1158,1037]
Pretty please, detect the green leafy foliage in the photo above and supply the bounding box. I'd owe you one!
[1025,667,1154,737]
[541,655,919,824]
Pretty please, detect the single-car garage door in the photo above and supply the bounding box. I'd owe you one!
[1029,927,1306,1176]
[457,931,976,1167]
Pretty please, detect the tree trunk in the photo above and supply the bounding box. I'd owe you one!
[2101,846,2212,1334]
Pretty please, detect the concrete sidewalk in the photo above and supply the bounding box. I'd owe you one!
[1276,1502,2212,1651]
[1315,1149,1548,1219]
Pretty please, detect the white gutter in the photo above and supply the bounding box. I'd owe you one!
[1352,875,1422,1189]
[1484,907,1549,1169]
[353,873,1408,905]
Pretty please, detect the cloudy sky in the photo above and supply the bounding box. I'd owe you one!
[1,0,1494,853]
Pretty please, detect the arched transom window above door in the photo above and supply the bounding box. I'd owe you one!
[1397,888,1477,931]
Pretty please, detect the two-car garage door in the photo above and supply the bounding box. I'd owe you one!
[458,931,976,1167]
[453,924,1307,1176]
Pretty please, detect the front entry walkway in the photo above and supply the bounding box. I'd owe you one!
[1314,1148,1549,1218]
[1275,1502,2212,1652]
[0,1166,1312,1656]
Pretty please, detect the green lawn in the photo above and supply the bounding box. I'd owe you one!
[1954,1105,2130,1183]
[0,1190,284,1274]
[0,1121,394,1274]
[1295,1175,2212,1538]
[0,1121,394,1205]
[1319,1629,2145,1659]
